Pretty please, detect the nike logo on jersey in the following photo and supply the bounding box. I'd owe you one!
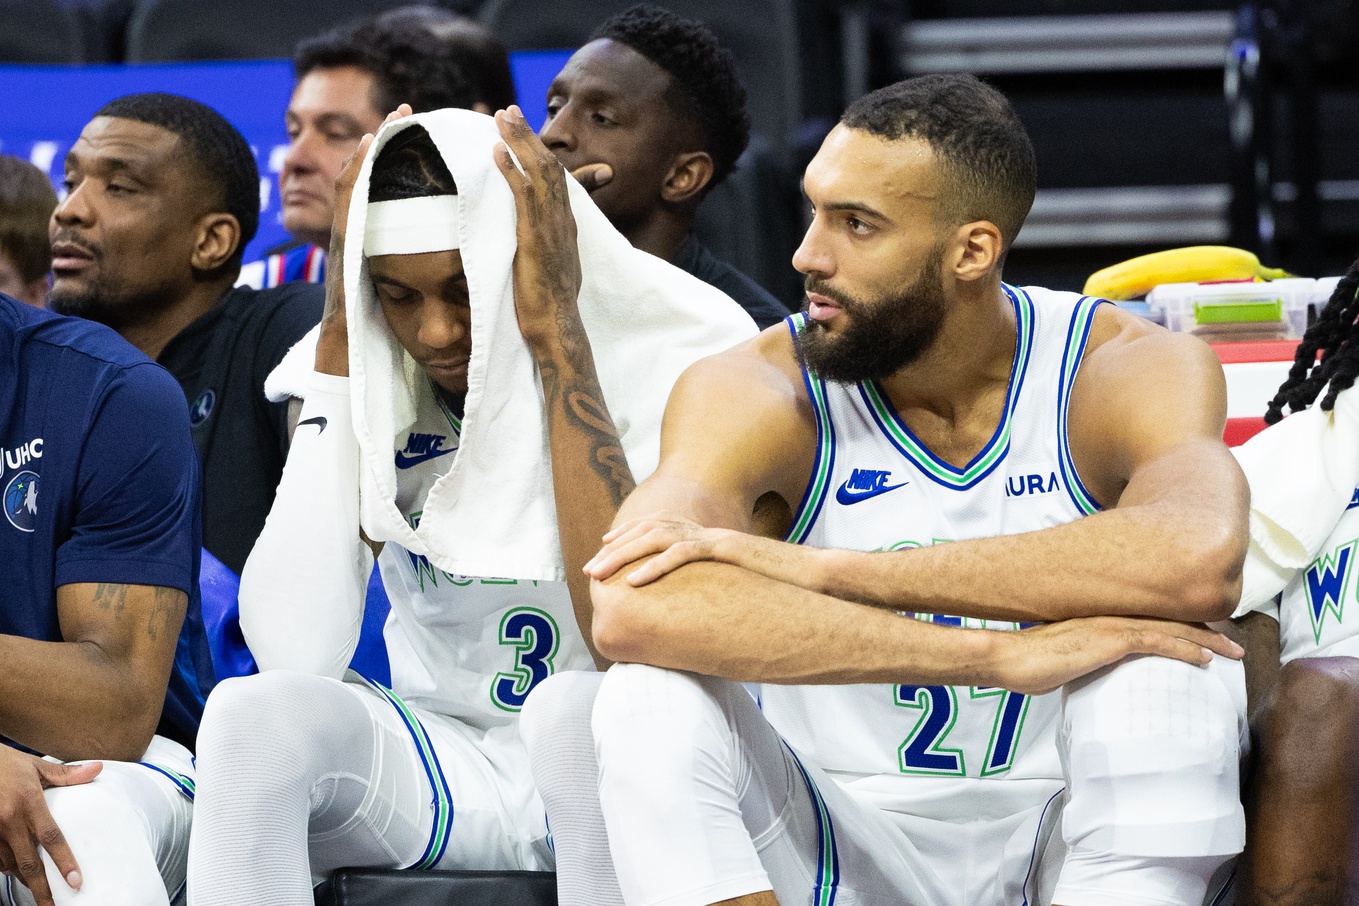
[836,468,907,505]
[297,416,328,434]
[395,432,456,469]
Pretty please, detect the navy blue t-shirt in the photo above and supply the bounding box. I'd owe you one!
[0,293,210,751]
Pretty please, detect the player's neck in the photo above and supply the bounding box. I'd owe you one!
[620,208,691,265]
[877,279,1016,427]
[122,278,235,361]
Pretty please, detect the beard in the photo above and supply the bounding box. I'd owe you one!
[49,283,114,322]
[796,245,948,384]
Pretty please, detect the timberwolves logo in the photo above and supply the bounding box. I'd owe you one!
[189,389,217,428]
[4,470,38,532]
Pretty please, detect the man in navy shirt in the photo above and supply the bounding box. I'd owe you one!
[0,291,207,905]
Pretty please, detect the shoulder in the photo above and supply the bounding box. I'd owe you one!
[670,321,807,417]
[220,284,324,348]
[1078,302,1224,389]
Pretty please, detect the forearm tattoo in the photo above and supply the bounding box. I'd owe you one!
[539,326,635,510]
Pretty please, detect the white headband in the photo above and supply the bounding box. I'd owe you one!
[363,196,460,257]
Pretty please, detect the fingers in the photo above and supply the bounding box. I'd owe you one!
[1128,619,1244,661]
[570,162,614,192]
[36,761,100,789]
[623,544,706,586]
[584,531,667,581]
[382,103,413,127]
[26,796,80,901]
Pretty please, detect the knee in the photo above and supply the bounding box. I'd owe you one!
[39,784,168,906]
[1256,656,1359,786]
[196,672,339,778]
[592,665,734,767]
[520,671,603,755]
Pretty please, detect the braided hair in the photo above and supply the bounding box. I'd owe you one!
[368,125,457,203]
[1264,254,1359,423]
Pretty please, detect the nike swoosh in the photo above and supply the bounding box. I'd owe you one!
[835,480,908,505]
[297,416,328,434]
[395,447,457,469]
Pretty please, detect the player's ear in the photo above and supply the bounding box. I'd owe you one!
[191,213,242,273]
[661,151,714,205]
[950,221,1003,283]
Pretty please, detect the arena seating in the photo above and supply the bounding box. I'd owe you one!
[0,0,84,63]
[123,0,434,62]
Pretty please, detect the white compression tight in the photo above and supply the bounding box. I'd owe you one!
[1,738,194,906]
[521,666,936,906]
[187,671,436,906]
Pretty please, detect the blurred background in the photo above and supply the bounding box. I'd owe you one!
[1,0,1356,303]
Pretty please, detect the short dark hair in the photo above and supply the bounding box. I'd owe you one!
[373,6,517,111]
[591,4,750,187]
[294,11,480,118]
[841,74,1037,250]
[368,125,458,204]
[0,155,58,283]
[94,93,260,270]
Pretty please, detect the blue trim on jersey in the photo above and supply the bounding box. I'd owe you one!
[784,314,837,544]
[1021,788,1064,906]
[171,878,187,904]
[785,743,839,905]
[366,680,455,869]
[858,285,1035,491]
[1056,297,1105,516]
[137,761,196,801]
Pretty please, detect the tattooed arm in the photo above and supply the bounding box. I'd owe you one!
[0,583,186,763]
[494,106,632,668]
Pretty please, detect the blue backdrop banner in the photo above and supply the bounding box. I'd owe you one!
[0,49,572,265]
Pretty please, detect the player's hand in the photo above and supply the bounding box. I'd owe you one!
[586,513,744,584]
[493,105,584,359]
[993,616,1245,696]
[585,512,826,590]
[316,104,413,377]
[0,748,100,906]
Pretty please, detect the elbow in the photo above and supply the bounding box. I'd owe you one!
[590,579,660,665]
[70,693,159,764]
[1170,527,1246,622]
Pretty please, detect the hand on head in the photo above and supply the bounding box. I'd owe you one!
[492,105,585,355]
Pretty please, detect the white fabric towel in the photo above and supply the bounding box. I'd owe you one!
[268,109,758,582]
[1232,385,1359,616]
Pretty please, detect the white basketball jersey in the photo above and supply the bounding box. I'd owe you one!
[373,379,594,730]
[1273,487,1359,663]
[761,286,1104,820]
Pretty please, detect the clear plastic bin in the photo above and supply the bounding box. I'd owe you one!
[1146,278,1319,341]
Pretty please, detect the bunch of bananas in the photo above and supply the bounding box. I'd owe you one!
[1082,246,1291,301]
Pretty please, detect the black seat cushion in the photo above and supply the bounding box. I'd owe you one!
[315,869,558,906]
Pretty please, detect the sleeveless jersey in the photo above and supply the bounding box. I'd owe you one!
[761,285,1105,822]
[373,379,594,730]
[1271,486,1359,663]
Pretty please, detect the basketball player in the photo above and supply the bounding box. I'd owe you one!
[187,103,750,903]
[1229,254,1359,905]
[523,74,1250,906]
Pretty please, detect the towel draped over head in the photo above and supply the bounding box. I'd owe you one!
[268,108,758,583]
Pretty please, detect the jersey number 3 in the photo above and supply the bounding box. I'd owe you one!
[895,685,1030,777]
[492,608,560,711]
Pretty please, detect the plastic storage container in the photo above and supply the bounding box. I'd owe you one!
[1146,278,1321,341]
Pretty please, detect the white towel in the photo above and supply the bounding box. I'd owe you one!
[1232,384,1359,616]
[268,109,758,583]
